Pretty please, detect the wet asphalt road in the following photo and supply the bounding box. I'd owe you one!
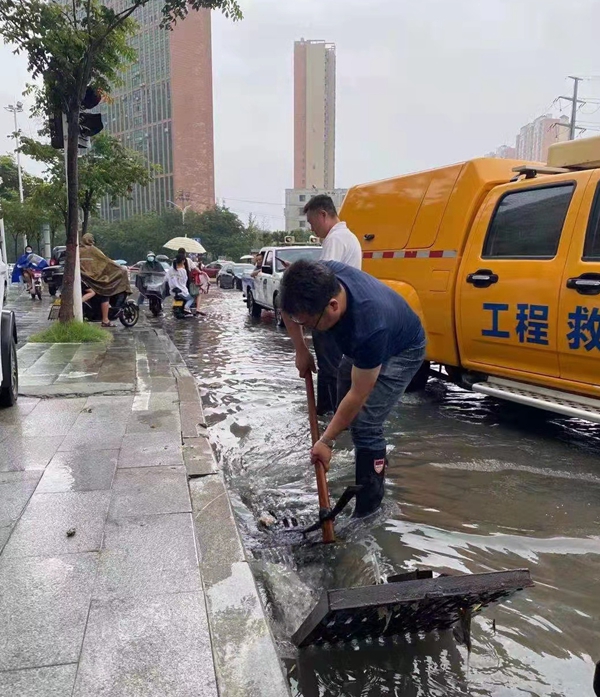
[161,286,600,697]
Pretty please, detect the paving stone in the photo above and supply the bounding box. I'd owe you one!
[118,431,183,468]
[0,664,78,697]
[125,408,180,435]
[109,466,190,518]
[2,491,111,558]
[0,526,11,554]
[58,427,125,452]
[83,395,135,411]
[179,403,206,438]
[93,513,200,600]
[73,593,217,697]
[36,449,118,493]
[206,562,291,697]
[0,470,41,529]
[147,377,178,393]
[0,435,63,473]
[0,552,99,671]
[183,436,217,477]
[18,398,87,436]
[19,382,135,399]
[0,397,39,424]
[189,476,245,587]
[148,393,180,411]
[176,374,199,403]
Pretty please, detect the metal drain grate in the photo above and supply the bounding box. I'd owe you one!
[292,568,533,648]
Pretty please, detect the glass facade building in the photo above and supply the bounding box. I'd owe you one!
[99,0,215,221]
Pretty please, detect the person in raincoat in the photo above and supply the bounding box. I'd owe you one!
[79,233,131,327]
[11,245,45,292]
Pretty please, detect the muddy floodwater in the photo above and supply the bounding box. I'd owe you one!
[163,288,599,697]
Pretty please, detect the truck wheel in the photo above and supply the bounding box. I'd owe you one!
[0,313,18,408]
[405,360,430,393]
[247,291,262,318]
[273,294,285,327]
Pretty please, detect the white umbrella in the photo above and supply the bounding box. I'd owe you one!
[163,236,206,254]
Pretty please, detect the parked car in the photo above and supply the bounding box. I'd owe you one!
[217,263,254,290]
[0,224,18,407]
[204,261,228,279]
[246,246,321,325]
[42,245,67,296]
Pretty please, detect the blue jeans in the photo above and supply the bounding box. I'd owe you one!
[337,342,427,450]
[174,290,194,310]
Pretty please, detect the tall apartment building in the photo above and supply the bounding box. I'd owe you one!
[99,1,215,221]
[294,39,336,190]
[516,114,569,162]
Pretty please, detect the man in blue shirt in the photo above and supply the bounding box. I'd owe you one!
[281,259,426,517]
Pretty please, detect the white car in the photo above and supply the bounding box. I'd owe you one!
[0,224,18,407]
[246,245,322,326]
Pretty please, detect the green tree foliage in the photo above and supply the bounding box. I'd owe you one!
[1,198,46,259]
[21,133,155,236]
[89,206,252,263]
[0,154,50,259]
[0,0,240,321]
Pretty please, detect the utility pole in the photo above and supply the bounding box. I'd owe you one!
[558,76,585,140]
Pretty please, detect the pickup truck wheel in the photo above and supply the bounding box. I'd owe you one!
[247,291,262,318]
[0,313,18,408]
[405,360,430,393]
[273,294,285,327]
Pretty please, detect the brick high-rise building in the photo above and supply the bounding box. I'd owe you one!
[294,39,336,190]
[99,1,215,221]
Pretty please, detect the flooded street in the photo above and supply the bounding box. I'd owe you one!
[163,288,599,697]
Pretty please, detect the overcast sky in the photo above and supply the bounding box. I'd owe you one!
[2,0,600,228]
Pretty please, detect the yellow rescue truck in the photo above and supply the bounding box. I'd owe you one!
[341,137,600,423]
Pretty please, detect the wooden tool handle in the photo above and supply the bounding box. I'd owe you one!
[305,373,335,544]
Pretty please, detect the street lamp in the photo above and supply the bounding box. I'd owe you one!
[4,102,24,205]
[166,200,192,226]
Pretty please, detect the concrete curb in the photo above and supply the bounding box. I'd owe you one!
[160,330,291,697]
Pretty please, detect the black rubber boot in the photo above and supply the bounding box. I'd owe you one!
[353,448,386,518]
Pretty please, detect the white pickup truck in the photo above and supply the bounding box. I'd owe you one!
[0,220,18,407]
[246,245,322,325]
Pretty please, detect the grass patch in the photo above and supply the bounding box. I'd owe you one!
[29,321,113,344]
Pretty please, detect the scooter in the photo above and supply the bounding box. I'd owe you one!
[29,268,43,301]
[171,289,192,320]
[82,284,139,327]
[137,271,167,317]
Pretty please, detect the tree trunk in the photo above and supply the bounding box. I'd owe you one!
[59,107,80,323]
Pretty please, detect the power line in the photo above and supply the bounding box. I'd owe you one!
[221,197,284,207]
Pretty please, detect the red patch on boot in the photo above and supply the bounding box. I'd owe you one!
[374,458,385,474]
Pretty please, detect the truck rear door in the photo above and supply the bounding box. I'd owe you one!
[558,172,600,388]
[457,172,589,379]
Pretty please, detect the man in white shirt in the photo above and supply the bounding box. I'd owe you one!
[304,195,362,269]
[302,195,362,414]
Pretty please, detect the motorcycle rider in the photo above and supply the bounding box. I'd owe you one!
[135,251,165,308]
[12,245,34,292]
[166,248,195,315]
[79,233,131,327]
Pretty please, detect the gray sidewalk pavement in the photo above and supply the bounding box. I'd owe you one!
[0,299,290,696]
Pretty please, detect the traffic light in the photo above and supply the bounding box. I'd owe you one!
[49,86,104,150]
[79,86,103,140]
